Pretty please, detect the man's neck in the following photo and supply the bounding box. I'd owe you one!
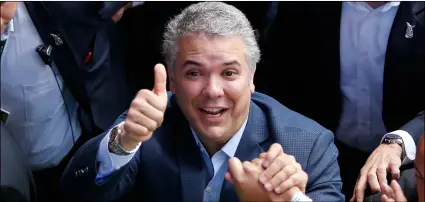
[366,1,387,9]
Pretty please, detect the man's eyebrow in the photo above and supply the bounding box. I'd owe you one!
[223,60,240,66]
[181,60,201,68]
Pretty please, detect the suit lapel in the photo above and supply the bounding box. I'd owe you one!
[172,98,208,202]
[219,102,270,202]
[382,2,420,125]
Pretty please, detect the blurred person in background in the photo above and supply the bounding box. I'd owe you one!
[1,1,142,201]
[260,2,424,200]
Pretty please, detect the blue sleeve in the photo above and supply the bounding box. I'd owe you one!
[60,111,141,202]
[96,122,141,184]
[304,129,345,201]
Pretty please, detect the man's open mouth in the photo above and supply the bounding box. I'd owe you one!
[199,108,228,116]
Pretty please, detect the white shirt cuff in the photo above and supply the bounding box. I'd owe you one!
[132,1,145,8]
[1,19,14,41]
[291,191,312,202]
[381,130,416,165]
[96,122,141,178]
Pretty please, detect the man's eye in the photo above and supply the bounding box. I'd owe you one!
[223,71,235,76]
[186,71,200,76]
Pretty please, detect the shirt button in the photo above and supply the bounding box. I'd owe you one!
[206,186,212,193]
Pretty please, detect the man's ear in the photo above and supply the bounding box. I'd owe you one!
[249,68,256,93]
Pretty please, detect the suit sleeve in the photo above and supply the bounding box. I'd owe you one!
[398,111,424,144]
[304,129,345,201]
[60,111,141,202]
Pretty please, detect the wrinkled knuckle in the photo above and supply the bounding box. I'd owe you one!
[130,99,140,109]
[367,171,376,178]
[138,89,150,97]
[276,155,286,167]
[377,166,387,173]
[251,158,261,165]
[294,163,302,170]
[242,161,251,168]
[273,143,283,151]
[288,155,296,163]
[360,168,368,176]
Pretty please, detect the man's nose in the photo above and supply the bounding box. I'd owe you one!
[202,76,224,98]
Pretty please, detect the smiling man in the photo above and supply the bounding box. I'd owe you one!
[60,2,343,202]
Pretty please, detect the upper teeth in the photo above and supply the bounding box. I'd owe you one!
[203,108,223,113]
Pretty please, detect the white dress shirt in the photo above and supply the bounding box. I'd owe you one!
[337,2,416,163]
[1,2,81,170]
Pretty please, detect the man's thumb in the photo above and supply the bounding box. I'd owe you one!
[228,157,244,183]
[153,64,167,96]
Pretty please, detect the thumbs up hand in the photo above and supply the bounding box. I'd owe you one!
[120,64,168,151]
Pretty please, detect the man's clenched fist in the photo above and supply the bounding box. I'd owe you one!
[119,64,168,151]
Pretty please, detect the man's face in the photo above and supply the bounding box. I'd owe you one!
[417,134,424,202]
[170,33,255,148]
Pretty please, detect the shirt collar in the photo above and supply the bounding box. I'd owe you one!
[191,117,248,158]
[347,2,400,13]
[1,19,15,41]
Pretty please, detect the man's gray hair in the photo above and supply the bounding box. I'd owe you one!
[162,1,261,74]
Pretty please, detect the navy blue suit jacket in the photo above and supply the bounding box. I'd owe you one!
[24,2,133,131]
[61,92,344,201]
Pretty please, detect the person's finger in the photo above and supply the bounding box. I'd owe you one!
[377,163,389,186]
[225,172,236,185]
[381,182,394,198]
[260,154,292,185]
[243,161,260,177]
[389,161,401,180]
[381,194,391,202]
[126,108,158,131]
[259,152,267,159]
[391,180,406,201]
[228,157,244,183]
[130,94,164,124]
[122,121,151,142]
[367,165,381,192]
[273,171,305,194]
[265,164,297,192]
[251,158,263,167]
[263,143,284,168]
[354,172,368,202]
[349,191,357,202]
[153,64,168,98]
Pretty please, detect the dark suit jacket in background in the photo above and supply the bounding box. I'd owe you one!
[259,2,424,142]
[61,92,344,202]
[24,2,135,131]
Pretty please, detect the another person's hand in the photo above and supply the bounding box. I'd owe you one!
[381,180,407,202]
[0,2,18,34]
[225,157,300,202]
[111,2,132,23]
[351,143,402,202]
[119,64,168,151]
[259,143,308,194]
